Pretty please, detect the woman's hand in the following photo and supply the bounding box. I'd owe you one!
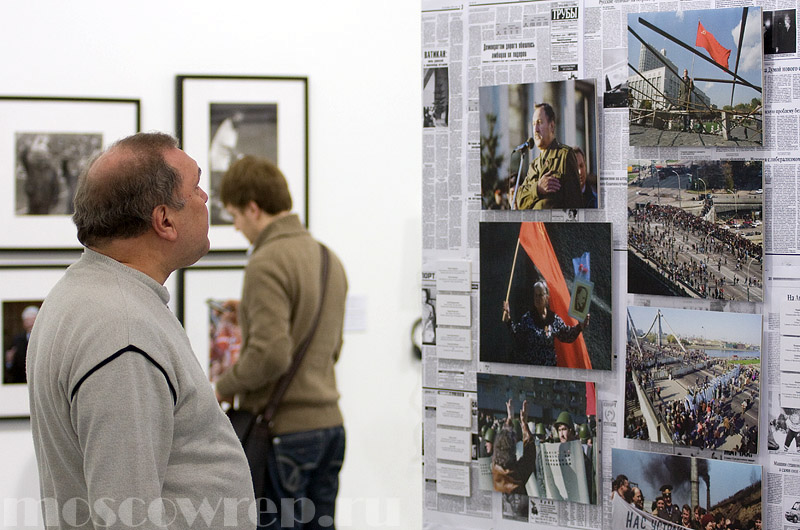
[502,301,511,323]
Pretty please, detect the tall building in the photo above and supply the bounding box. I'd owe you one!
[629,43,710,111]
[638,45,677,73]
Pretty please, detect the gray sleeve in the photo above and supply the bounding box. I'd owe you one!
[70,351,174,529]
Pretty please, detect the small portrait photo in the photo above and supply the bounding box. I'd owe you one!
[3,301,42,385]
[568,280,593,321]
[422,67,449,128]
[478,79,598,210]
[477,372,598,505]
[480,222,612,370]
[15,133,102,216]
[627,7,763,147]
[764,10,797,54]
[208,103,278,225]
[421,287,437,346]
[207,298,241,383]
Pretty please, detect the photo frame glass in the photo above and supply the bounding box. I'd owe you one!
[178,76,308,250]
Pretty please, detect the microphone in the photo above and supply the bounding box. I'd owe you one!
[512,138,534,153]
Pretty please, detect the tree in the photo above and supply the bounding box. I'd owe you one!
[480,113,505,206]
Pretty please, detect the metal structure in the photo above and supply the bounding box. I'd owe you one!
[628,8,762,141]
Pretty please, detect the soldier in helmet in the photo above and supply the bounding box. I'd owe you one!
[555,410,595,502]
[555,411,578,443]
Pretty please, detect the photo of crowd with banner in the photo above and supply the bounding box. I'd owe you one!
[477,373,598,505]
[625,306,761,454]
[611,448,761,530]
[627,7,763,147]
[628,159,763,303]
[480,222,612,370]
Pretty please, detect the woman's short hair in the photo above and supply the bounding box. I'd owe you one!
[533,280,550,297]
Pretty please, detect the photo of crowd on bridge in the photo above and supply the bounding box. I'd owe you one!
[611,448,762,530]
[628,159,763,303]
[625,305,761,454]
[627,7,763,147]
[477,373,598,505]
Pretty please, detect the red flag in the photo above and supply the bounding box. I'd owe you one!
[518,222,592,369]
[696,21,731,69]
[585,382,596,416]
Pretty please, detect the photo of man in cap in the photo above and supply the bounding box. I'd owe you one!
[659,484,682,523]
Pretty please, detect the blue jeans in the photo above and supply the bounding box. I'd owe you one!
[258,426,345,530]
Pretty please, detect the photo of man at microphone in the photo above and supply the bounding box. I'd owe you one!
[479,79,598,210]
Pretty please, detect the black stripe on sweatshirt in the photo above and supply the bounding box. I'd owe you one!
[69,345,177,405]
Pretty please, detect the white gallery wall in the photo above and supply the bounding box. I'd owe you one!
[0,1,422,529]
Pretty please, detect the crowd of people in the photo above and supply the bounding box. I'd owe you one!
[612,475,762,529]
[625,340,760,453]
[628,203,762,300]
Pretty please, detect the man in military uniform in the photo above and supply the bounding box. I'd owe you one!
[679,70,694,131]
[514,102,582,210]
[659,484,682,524]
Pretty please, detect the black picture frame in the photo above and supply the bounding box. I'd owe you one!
[176,75,309,250]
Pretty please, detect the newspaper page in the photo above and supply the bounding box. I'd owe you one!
[765,263,800,530]
[421,0,790,527]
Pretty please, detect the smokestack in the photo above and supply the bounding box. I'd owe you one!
[691,458,699,510]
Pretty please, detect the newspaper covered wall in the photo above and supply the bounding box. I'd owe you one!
[422,0,797,528]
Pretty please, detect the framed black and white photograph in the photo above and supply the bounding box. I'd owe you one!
[179,266,244,382]
[0,96,140,249]
[176,75,308,250]
[1,266,67,418]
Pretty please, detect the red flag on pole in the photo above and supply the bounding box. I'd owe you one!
[696,21,731,69]
[518,222,592,369]
[585,382,596,416]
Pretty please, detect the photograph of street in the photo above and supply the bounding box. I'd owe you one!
[627,7,763,147]
[627,160,763,303]
[625,305,761,453]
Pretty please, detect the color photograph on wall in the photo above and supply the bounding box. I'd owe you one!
[611,448,762,529]
[627,7,763,147]
[0,266,68,418]
[478,79,598,210]
[625,305,761,454]
[480,222,612,370]
[477,373,597,505]
[627,159,763,302]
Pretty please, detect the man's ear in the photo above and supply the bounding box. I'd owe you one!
[245,200,261,216]
[152,204,179,242]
